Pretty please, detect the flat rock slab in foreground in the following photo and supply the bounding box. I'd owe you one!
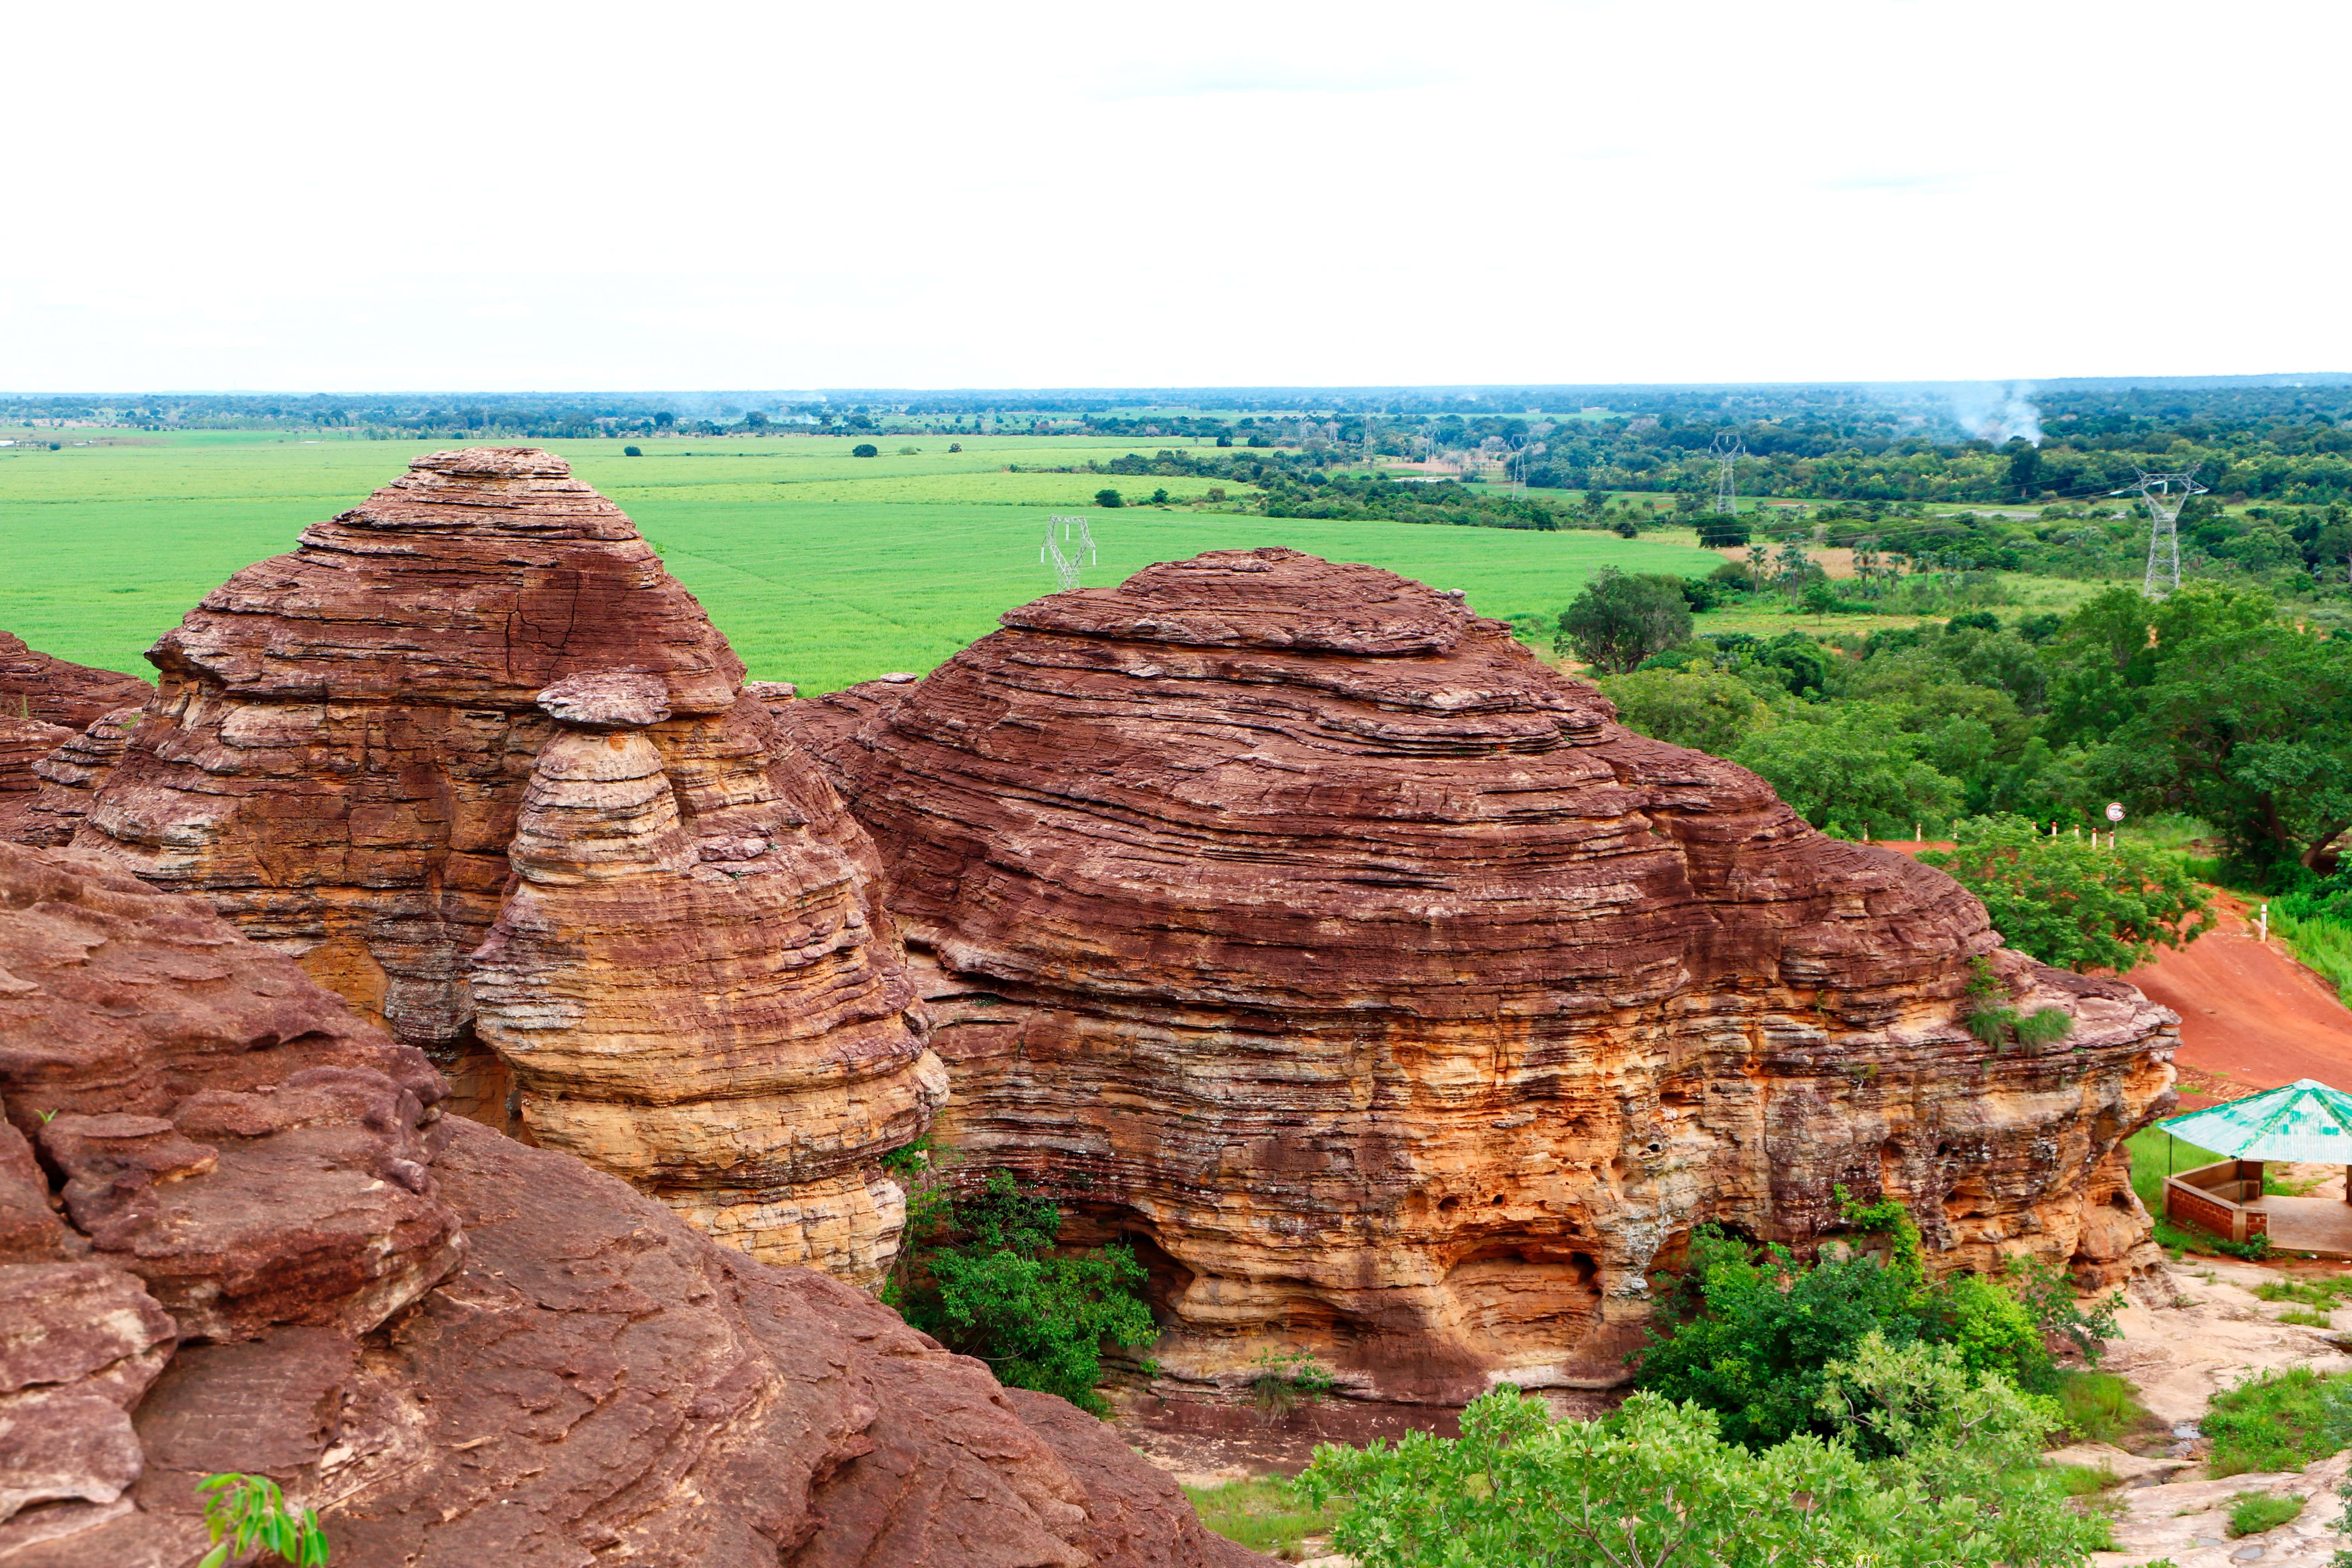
[0,843,1263,1566]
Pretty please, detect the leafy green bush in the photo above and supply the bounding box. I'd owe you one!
[1920,815,2216,974]
[2226,1491,2305,1537]
[2203,1367,2352,1477]
[851,443,879,457]
[885,1170,1158,1416]
[1302,1337,2103,1568]
[1637,1192,2119,1451]
[1095,487,1124,507]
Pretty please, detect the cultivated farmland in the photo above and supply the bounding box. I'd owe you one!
[0,431,1721,692]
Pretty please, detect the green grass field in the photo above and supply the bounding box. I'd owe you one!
[0,431,1722,693]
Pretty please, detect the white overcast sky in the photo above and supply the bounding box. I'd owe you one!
[4,1,2343,392]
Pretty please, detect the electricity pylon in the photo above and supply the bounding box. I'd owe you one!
[1042,514,1095,592]
[1710,432,1745,514]
[2127,467,2207,599]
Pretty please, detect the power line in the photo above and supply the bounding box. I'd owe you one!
[1041,514,1096,592]
[2121,467,2208,599]
[1710,432,1745,514]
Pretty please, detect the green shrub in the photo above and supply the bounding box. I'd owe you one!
[1095,487,1124,507]
[622,444,642,457]
[1303,1340,2103,1568]
[197,1474,329,1567]
[886,1170,1158,1416]
[2203,1367,2352,1477]
[851,443,879,457]
[1250,1349,1338,1420]
[1637,1191,2118,1450]
[2226,1491,2305,1537]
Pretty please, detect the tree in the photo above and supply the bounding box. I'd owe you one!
[1554,569,1694,674]
[1095,488,1124,508]
[2095,618,2352,876]
[1730,703,1963,838]
[851,443,879,458]
[1597,667,1773,757]
[1919,815,2215,972]
[887,1170,1158,1416]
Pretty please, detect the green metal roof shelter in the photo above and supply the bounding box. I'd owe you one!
[2158,1079,2352,1164]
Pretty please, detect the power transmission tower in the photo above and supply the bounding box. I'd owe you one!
[2127,467,2207,599]
[1041,514,1096,592]
[1710,432,1745,514]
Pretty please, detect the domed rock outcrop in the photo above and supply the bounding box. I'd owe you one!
[0,844,1264,1568]
[58,449,941,1282]
[0,630,151,730]
[782,548,2178,1404]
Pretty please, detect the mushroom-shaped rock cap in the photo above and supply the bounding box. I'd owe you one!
[1001,546,1473,654]
[536,671,674,729]
[323,446,643,544]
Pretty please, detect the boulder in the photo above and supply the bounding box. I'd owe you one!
[62,449,940,1281]
[0,632,150,731]
[781,548,2180,1403]
[0,844,1264,1567]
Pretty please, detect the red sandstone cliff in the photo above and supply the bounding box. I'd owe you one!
[0,843,1263,1567]
[782,548,2178,1404]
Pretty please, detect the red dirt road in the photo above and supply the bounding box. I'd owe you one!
[2128,896,2352,1100]
[1880,847,2352,1103]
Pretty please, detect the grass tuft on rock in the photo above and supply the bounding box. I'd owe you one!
[1183,1476,1347,1561]
[2205,1367,2352,1478]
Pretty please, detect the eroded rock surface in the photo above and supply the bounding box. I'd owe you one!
[8,706,138,848]
[0,844,1263,1568]
[785,547,2179,1403]
[60,448,940,1280]
[468,672,945,1283]
[0,632,151,731]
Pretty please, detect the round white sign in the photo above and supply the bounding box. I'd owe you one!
[2104,802,2125,823]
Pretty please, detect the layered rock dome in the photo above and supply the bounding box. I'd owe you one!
[0,843,1262,1567]
[784,547,2178,1403]
[58,449,942,1281]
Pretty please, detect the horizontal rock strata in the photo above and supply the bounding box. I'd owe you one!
[57,449,940,1280]
[0,844,1263,1568]
[786,548,2179,1403]
[0,632,151,731]
[468,672,945,1285]
[8,706,138,848]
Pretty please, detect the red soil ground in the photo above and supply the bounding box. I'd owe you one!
[1882,844,2352,1107]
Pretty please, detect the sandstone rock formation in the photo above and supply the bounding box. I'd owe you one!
[0,843,1263,1568]
[783,547,2179,1404]
[0,717,72,842]
[468,671,946,1283]
[58,448,940,1280]
[6,706,138,847]
[0,631,151,730]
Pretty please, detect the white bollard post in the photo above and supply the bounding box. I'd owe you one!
[2259,904,2269,943]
